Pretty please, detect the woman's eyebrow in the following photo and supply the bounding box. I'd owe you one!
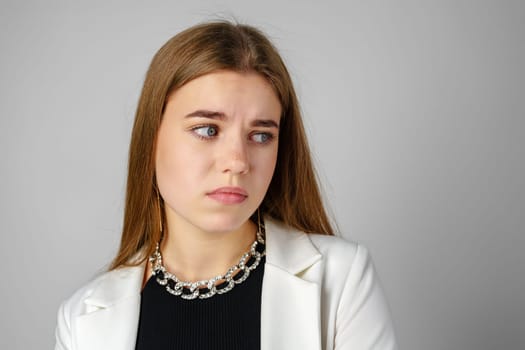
[185,110,226,119]
[251,119,279,129]
[185,110,279,129]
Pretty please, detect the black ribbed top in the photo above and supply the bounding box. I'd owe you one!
[135,256,265,350]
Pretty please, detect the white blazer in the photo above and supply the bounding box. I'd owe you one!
[55,219,398,350]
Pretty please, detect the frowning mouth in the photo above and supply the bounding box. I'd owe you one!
[206,187,248,204]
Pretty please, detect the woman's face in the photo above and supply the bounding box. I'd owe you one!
[155,70,281,234]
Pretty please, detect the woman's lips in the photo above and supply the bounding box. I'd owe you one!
[207,187,248,204]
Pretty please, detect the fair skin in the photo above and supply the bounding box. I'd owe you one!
[145,70,281,286]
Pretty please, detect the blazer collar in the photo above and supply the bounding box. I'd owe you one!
[264,218,322,273]
[77,218,323,350]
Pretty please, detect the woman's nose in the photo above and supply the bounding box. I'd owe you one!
[221,140,249,175]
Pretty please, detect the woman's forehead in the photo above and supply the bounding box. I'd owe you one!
[165,70,282,121]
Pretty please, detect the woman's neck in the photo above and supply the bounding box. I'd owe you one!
[159,215,257,282]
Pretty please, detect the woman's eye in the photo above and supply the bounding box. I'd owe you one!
[192,125,218,138]
[251,132,273,144]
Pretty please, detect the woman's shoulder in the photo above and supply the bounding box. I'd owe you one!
[306,232,373,276]
[265,218,372,276]
[307,232,360,255]
[55,265,145,349]
[55,269,113,347]
[58,264,143,317]
[59,269,116,313]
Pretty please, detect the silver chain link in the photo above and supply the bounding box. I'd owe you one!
[150,230,266,300]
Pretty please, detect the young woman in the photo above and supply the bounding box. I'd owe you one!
[55,21,398,350]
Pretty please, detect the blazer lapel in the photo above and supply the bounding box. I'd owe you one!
[261,219,323,350]
[75,264,145,350]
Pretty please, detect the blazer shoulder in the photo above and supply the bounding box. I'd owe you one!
[306,233,363,267]
[59,268,117,317]
[304,233,377,292]
[266,217,368,276]
[307,232,358,250]
[55,266,144,350]
[55,269,116,349]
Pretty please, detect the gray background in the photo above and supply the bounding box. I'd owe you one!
[1,0,523,349]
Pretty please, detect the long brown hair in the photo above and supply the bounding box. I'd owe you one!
[109,20,334,270]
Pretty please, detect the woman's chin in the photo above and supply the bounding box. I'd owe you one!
[199,215,254,235]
